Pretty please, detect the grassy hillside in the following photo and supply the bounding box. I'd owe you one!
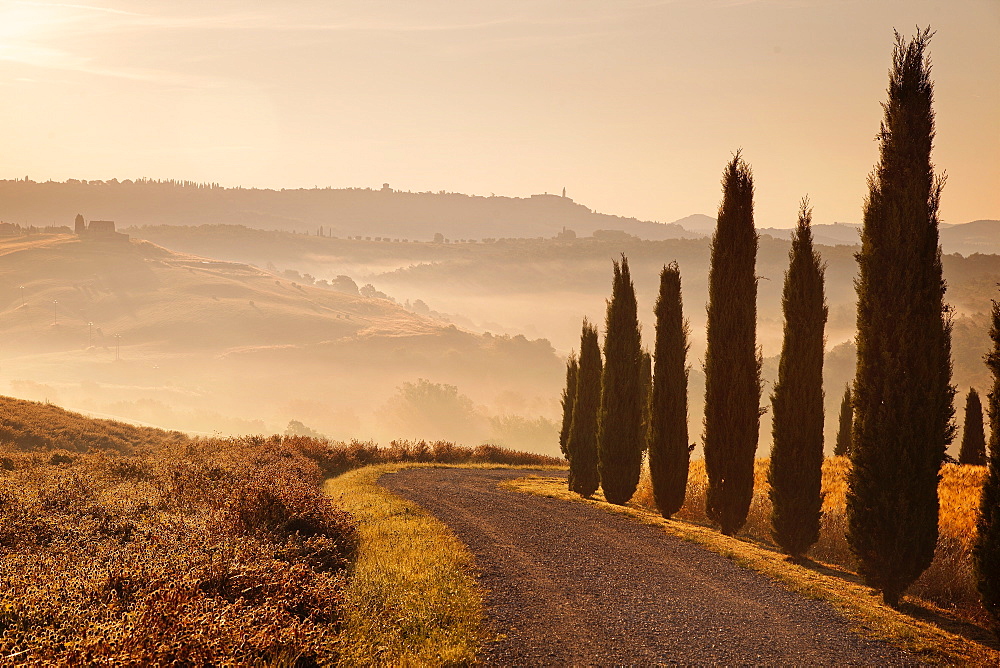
[0,233,438,354]
[0,394,188,454]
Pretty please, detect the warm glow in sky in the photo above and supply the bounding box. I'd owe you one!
[1,0,997,227]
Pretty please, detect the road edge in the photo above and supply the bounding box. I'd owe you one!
[324,463,568,666]
[504,475,997,666]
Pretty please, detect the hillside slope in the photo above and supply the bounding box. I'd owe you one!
[122,224,1000,457]
[0,234,438,354]
[0,235,564,450]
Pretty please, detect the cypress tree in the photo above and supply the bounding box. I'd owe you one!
[648,262,691,518]
[976,299,1000,632]
[767,199,828,558]
[568,319,601,497]
[959,389,986,466]
[703,152,762,536]
[834,386,853,457]
[559,353,579,459]
[597,255,644,505]
[847,29,956,607]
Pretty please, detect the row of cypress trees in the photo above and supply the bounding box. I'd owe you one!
[558,151,825,543]
[559,29,1000,619]
[560,257,692,512]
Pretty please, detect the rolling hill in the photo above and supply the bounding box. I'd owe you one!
[0,233,565,450]
[0,233,439,354]
[122,223,1000,457]
[0,178,696,241]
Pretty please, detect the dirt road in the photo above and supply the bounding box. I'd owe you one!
[380,467,914,666]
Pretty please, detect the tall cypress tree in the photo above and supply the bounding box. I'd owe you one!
[959,389,987,466]
[648,262,691,518]
[976,300,1000,632]
[568,319,601,497]
[847,29,956,607]
[704,152,762,536]
[767,200,828,558]
[834,386,853,457]
[559,354,579,459]
[597,255,644,505]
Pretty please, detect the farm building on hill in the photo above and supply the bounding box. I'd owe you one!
[74,214,129,241]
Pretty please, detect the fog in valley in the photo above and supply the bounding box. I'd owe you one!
[2,190,998,457]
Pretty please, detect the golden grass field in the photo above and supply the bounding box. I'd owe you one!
[632,457,988,624]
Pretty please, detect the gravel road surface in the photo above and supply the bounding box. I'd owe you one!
[380,467,916,666]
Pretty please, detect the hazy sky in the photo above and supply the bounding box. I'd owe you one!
[1,0,997,227]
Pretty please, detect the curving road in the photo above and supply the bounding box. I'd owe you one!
[380,467,915,666]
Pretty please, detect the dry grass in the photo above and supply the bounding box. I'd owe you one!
[508,474,1000,665]
[0,437,358,666]
[632,457,988,625]
[0,394,189,454]
[326,464,487,666]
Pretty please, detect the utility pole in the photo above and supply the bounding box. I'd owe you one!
[19,285,24,307]
[52,300,58,325]
[88,321,94,347]
[115,334,121,361]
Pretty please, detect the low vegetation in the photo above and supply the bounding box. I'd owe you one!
[0,395,563,664]
[0,435,357,665]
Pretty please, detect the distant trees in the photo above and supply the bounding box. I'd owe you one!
[284,420,324,439]
[559,354,579,459]
[959,389,987,466]
[767,200,828,558]
[639,349,653,452]
[703,153,762,536]
[382,379,486,444]
[834,386,853,457]
[976,299,1000,632]
[648,262,691,518]
[597,255,644,505]
[568,320,602,497]
[329,275,360,295]
[847,29,956,607]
